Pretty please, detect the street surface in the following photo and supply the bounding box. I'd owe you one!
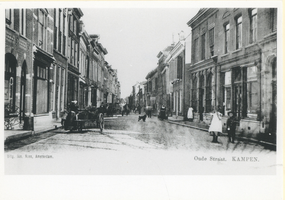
[4,113,277,175]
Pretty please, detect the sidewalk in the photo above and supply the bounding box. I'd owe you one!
[4,114,123,143]
[167,117,276,148]
[4,115,62,144]
[168,117,209,132]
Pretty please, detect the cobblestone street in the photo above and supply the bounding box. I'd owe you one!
[5,113,276,175]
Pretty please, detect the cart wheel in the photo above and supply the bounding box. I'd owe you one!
[98,113,104,133]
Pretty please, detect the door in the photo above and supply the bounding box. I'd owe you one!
[33,61,49,114]
[199,75,204,121]
[269,58,277,135]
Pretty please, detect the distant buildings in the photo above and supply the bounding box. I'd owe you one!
[5,8,121,129]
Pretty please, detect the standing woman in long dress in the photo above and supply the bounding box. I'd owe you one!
[209,108,223,143]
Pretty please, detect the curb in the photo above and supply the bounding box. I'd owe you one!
[168,120,208,132]
[4,125,62,144]
[167,120,276,148]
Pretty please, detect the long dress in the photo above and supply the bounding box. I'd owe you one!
[209,112,223,133]
[187,107,193,119]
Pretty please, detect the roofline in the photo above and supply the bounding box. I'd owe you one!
[187,8,209,27]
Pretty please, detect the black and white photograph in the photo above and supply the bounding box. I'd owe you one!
[1,1,283,200]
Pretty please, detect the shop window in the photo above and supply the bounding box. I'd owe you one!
[191,76,197,112]
[224,71,232,112]
[247,66,258,115]
[247,81,258,115]
[225,87,231,110]
[36,66,47,79]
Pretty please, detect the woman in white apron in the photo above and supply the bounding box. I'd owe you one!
[209,109,223,143]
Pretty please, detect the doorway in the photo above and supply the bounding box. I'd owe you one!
[20,62,27,123]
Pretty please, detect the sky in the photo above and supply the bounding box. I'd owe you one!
[81,7,199,98]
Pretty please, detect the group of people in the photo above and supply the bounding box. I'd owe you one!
[187,106,237,143]
[208,108,237,143]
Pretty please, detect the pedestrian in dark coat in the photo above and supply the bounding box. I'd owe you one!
[226,111,237,143]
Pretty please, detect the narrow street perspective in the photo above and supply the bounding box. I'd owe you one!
[2,4,282,200]
[4,7,278,176]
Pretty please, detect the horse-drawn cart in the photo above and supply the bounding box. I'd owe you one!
[63,106,104,133]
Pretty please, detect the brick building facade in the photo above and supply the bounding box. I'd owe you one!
[187,8,277,141]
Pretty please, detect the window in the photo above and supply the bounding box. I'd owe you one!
[224,71,232,111]
[6,9,12,26]
[270,8,277,32]
[36,66,47,80]
[236,16,242,49]
[201,33,206,60]
[225,87,231,110]
[69,15,73,32]
[179,90,182,112]
[63,13,66,55]
[67,37,71,60]
[20,9,26,36]
[209,28,214,56]
[75,42,78,67]
[54,9,57,49]
[177,56,183,79]
[38,10,44,48]
[71,40,74,64]
[38,9,47,50]
[73,18,77,34]
[148,81,152,92]
[224,23,230,53]
[249,9,257,44]
[58,9,62,52]
[247,66,258,115]
[193,38,199,63]
[5,56,17,112]
[173,92,176,112]
[191,76,197,112]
